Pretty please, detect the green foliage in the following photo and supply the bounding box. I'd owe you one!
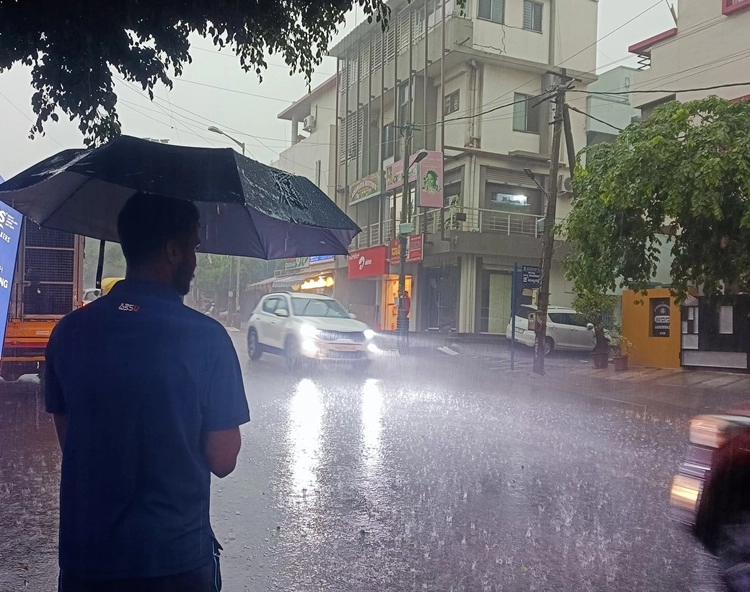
[0,0,393,145]
[193,254,272,300]
[572,290,615,353]
[83,238,126,287]
[563,96,750,304]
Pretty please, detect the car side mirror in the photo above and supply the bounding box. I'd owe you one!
[586,323,594,331]
[349,312,357,319]
[275,309,289,318]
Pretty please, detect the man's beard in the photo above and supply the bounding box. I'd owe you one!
[174,264,194,296]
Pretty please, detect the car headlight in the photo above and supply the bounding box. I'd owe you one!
[689,416,729,448]
[364,329,376,340]
[300,324,320,338]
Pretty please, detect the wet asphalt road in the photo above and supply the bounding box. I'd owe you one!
[0,333,723,591]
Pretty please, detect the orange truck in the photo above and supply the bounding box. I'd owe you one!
[0,221,84,382]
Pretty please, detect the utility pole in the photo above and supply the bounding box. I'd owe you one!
[562,103,577,199]
[533,70,568,375]
[397,123,413,354]
[397,123,428,354]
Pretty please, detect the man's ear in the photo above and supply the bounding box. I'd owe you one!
[165,239,183,266]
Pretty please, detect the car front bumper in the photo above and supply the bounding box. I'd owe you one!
[300,338,374,361]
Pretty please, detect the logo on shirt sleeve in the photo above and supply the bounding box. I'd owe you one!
[118,303,140,312]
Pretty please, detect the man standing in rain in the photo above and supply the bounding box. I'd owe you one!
[45,193,250,592]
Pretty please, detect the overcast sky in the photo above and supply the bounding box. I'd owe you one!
[0,0,675,180]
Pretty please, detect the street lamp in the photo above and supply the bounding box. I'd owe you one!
[397,134,429,354]
[207,126,245,327]
[207,126,246,157]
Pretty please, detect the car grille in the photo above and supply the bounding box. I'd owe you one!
[318,330,366,343]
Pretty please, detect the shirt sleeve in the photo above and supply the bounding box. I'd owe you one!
[202,329,250,432]
[44,327,66,414]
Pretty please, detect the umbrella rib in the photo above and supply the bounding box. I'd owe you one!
[36,176,97,228]
[241,203,271,259]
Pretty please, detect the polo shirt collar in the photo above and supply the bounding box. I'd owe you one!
[108,279,182,302]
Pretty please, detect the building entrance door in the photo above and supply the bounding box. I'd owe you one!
[382,274,412,331]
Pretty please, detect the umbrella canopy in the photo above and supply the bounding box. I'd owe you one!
[0,136,359,259]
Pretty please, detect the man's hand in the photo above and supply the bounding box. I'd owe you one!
[203,427,242,478]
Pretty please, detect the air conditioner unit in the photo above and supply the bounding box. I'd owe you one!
[302,114,316,132]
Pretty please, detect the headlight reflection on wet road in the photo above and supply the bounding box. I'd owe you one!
[288,378,323,498]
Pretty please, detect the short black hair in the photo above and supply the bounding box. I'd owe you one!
[117,192,200,265]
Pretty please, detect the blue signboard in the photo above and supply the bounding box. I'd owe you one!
[0,179,23,353]
[309,255,335,265]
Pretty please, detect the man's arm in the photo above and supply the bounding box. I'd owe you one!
[52,413,68,450]
[203,427,242,478]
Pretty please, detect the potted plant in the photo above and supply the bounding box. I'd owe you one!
[611,328,633,372]
[571,290,616,369]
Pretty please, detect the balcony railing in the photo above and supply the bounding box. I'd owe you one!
[350,207,546,250]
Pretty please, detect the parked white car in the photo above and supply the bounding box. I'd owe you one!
[247,292,376,368]
[505,304,597,355]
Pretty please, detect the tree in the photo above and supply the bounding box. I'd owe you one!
[563,96,750,304]
[193,254,272,309]
[0,0,391,145]
[571,290,615,354]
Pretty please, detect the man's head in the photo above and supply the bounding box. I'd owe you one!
[117,193,201,296]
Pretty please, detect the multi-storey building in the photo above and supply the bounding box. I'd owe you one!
[584,66,641,147]
[628,0,750,371]
[630,0,750,112]
[328,0,599,334]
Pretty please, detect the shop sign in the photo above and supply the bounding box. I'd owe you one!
[385,157,419,191]
[521,265,542,288]
[284,257,309,271]
[389,234,424,266]
[0,199,21,349]
[349,172,381,206]
[416,152,444,208]
[348,245,389,279]
[651,298,671,337]
[309,255,335,265]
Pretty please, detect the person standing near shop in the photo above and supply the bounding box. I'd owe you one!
[404,290,412,318]
[45,193,250,592]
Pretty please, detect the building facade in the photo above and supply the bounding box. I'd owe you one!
[585,66,641,147]
[628,0,750,370]
[329,0,598,333]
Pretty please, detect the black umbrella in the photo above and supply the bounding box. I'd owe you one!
[0,135,359,259]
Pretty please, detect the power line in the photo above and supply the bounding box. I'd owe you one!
[477,0,666,112]
[190,46,337,77]
[0,90,66,149]
[567,105,623,132]
[573,81,750,97]
[170,78,337,112]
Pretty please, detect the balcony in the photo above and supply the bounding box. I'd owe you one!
[350,207,545,251]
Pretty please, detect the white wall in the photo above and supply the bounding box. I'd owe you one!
[634,0,750,108]
[273,88,338,199]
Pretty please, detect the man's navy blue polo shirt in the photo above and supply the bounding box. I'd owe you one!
[45,279,250,581]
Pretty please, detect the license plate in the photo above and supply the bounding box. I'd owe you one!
[328,343,360,351]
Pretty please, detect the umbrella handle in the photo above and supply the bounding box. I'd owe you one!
[95,240,106,290]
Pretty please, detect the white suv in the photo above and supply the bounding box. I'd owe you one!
[247,292,376,368]
[505,305,597,355]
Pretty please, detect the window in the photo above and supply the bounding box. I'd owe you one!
[262,297,279,314]
[382,123,395,160]
[724,0,750,15]
[513,93,540,133]
[478,0,505,24]
[523,0,543,32]
[444,90,460,116]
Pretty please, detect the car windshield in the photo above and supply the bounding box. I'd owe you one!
[291,297,349,318]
